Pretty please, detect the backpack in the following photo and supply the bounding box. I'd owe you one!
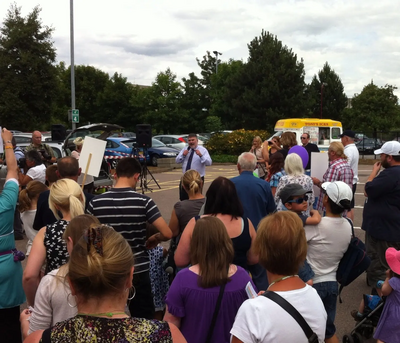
[336,218,371,302]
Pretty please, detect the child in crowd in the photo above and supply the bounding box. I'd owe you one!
[19,181,48,255]
[373,247,400,343]
[350,284,383,321]
[278,183,321,285]
[147,223,170,320]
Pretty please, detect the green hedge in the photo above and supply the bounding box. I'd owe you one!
[205,129,269,156]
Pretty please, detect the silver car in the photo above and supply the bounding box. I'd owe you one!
[153,135,188,150]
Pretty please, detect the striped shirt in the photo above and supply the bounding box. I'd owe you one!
[87,188,162,274]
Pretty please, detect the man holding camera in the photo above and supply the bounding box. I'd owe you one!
[25,131,56,166]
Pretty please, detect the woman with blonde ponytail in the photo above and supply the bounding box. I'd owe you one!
[168,170,205,276]
[19,181,48,255]
[23,179,85,306]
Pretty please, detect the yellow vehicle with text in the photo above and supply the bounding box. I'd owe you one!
[272,118,343,151]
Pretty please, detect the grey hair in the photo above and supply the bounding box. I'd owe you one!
[284,153,304,176]
[238,152,257,171]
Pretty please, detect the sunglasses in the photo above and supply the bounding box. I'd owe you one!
[286,195,308,204]
[301,137,307,140]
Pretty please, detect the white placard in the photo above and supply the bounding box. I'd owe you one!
[79,136,107,177]
[310,152,329,197]
[0,127,3,154]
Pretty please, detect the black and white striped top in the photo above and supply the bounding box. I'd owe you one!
[87,188,161,274]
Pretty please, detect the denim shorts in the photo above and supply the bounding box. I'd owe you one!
[313,281,338,338]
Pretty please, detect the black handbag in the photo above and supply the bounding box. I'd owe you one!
[263,291,319,343]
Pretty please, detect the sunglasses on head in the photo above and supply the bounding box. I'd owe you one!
[287,195,308,204]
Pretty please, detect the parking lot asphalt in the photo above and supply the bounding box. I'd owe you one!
[16,162,377,342]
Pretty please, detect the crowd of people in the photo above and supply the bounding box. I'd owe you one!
[1,128,400,342]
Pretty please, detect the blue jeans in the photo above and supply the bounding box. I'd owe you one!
[313,281,338,338]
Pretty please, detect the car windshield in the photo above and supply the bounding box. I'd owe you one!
[152,138,166,147]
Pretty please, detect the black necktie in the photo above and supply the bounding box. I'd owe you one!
[186,149,195,171]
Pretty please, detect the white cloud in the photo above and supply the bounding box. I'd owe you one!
[1,0,399,97]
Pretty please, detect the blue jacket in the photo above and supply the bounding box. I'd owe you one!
[231,171,276,229]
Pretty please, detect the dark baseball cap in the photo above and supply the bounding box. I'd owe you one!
[279,184,311,204]
[339,130,356,138]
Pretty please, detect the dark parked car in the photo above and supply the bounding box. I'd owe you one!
[356,138,382,154]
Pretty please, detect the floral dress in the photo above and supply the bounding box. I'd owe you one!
[274,174,315,215]
[43,220,69,274]
[40,315,172,342]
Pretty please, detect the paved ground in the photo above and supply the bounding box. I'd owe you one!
[17,163,377,342]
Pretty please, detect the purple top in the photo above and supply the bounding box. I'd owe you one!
[165,266,256,343]
[374,276,400,342]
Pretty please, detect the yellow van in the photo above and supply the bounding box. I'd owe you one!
[271,118,343,151]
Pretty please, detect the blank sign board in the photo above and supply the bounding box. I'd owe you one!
[310,152,329,197]
[79,136,107,177]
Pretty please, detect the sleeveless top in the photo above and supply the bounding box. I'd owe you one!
[43,220,69,274]
[40,315,172,342]
[231,217,251,270]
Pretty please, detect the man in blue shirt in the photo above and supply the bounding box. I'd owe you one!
[175,133,212,200]
[231,152,276,290]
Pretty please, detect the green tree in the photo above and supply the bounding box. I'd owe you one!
[344,83,400,135]
[0,4,58,130]
[209,59,245,129]
[226,30,307,131]
[204,115,222,132]
[56,64,110,124]
[143,68,187,134]
[308,62,348,121]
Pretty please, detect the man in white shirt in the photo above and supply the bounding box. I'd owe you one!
[175,133,212,200]
[340,130,359,220]
[18,150,46,186]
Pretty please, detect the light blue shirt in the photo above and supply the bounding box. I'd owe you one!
[175,145,212,177]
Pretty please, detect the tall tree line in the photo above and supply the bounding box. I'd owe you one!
[1,4,398,133]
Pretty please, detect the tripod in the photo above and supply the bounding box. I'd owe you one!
[138,148,161,194]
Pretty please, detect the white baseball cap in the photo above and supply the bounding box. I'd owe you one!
[321,181,353,207]
[374,141,400,156]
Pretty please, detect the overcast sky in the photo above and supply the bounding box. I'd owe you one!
[1,0,399,98]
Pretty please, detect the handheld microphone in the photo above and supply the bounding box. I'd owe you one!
[187,146,191,151]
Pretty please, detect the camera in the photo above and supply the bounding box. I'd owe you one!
[17,158,26,169]
[268,141,273,145]
[39,149,52,160]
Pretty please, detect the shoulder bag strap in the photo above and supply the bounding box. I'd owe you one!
[263,291,318,343]
[205,282,227,343]
[345,217,355,237]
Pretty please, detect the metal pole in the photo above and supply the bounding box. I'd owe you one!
[213,51,222,73]
[70,0,76,130]
[320,84,323,119]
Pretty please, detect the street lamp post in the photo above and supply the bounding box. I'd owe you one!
[213,51,222,73]
[70,0,76,130]
[320,82,328,119]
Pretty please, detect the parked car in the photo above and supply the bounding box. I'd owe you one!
[356,138,382,154]
[153,135,187,150]
[105,137,179,167]
[18,141,65,159]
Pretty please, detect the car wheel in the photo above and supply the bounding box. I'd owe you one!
[151,155,159,166]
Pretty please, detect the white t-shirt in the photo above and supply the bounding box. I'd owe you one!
[26,164,46,184]
[230,285,327,343]
[344,143,359,184]
[305,217,352,283]
[21,210,37,255]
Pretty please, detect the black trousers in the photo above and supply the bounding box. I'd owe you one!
[0,306,22,343]
[179,176,204,201]
[129,271,155,319]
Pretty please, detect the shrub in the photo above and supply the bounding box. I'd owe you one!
[205,129,269,156]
